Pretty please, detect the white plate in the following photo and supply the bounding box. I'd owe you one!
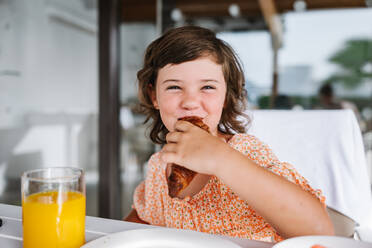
[81,228,242,248]
[273,235,372,248]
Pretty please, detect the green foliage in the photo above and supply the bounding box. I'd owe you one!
[257,95,372,110]
[258,39,372,110]
[257,95,270,109]
[323,39,372,89]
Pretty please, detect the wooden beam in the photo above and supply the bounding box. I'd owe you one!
[98,0,122,219]
[270,49,279,109]
[258,0,282,108]
[122,2,156,22]
[120,0,263,23]
[120,0,368,23]
[258,0,282,46]
[176,2,262,18]
[275,0,367,12]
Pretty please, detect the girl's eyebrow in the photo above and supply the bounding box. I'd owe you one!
[161,79,182,84]
[201,79,220,84]
[161,79,221,84]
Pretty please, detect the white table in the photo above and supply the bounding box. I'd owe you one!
[0,203,273,248]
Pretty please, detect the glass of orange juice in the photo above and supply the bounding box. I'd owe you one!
[21,167,86,248]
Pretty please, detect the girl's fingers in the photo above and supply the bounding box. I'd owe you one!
[174,120,192,132]
[162,143,178,153]
[166,131,182,143]
[160,151,179,164]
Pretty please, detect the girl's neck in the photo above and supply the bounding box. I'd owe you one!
[217,131,234,143]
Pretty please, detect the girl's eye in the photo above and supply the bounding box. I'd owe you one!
[166,85,181,90]
[202,85,215,90]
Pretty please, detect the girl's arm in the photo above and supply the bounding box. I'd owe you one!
[124,209,149,224]
[162,121,334,238]
[214,144,334,238]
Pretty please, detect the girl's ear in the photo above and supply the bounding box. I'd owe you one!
[148,84,159,109]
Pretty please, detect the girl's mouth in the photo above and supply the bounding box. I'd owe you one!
[178,115,205,120]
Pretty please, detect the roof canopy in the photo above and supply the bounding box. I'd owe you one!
[121,0,368,24]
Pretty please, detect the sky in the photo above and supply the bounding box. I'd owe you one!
[219,8,372,88]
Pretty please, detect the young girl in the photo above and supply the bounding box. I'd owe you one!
[125,26,334,242]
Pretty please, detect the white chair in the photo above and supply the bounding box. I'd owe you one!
[246,109,372,240]
[326,206,355,237]
[363,131,372,183]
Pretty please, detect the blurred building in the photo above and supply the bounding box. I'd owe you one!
[278,65,320,96]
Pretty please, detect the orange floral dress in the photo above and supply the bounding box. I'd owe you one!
[133,134,325,242]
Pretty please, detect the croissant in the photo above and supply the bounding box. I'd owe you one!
[167,116,210,198]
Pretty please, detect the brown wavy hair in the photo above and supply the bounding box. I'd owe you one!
[137,26,249,144]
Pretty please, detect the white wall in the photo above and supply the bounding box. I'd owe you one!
[0,0,97,118]
[0,0,98,182]
[0,0,156,190]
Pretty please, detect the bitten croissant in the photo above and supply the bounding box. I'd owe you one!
[167,116,210,198]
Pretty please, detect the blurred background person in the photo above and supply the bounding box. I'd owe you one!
[317,83,343,109]
[315,83,365,130]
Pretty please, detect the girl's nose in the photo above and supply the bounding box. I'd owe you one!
[181,93,200,110]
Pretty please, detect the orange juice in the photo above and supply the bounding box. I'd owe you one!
[22,191,85,248]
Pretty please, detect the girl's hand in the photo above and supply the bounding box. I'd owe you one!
[160,120,229,175]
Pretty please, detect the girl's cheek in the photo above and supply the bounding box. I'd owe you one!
[160,98,179,113]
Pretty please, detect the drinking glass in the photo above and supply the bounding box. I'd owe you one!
[21,167,86,248]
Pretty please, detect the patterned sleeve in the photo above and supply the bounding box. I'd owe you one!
[132,153,167,225]
[237,134,326,207]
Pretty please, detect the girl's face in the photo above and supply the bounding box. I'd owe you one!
[151,56,227,136]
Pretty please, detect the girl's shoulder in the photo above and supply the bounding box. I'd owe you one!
[229,133,277,158]
[229,133,265,146]
[148,151,162,164]
[146,151,166,173]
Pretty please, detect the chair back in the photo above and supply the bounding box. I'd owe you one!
[246,109,372,233]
